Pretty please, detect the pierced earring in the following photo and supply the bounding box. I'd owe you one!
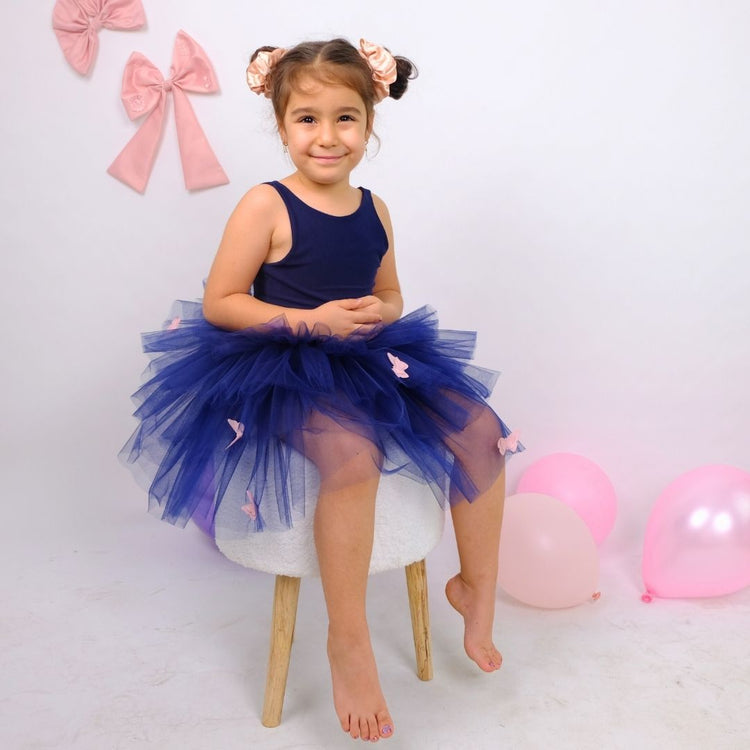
[365,140,369,157]
[282,142,288,155]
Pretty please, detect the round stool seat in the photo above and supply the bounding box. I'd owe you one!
[215,472,445,577]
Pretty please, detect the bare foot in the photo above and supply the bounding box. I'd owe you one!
[327,627,395,741]
[445,573,502,672]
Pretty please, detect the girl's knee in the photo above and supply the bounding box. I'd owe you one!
[452,403,503,457]
[302,412,383,486]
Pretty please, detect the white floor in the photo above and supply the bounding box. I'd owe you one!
[2,456,749,750]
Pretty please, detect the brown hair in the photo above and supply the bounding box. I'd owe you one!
[250,38,417,127]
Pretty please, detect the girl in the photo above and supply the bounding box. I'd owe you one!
[122,37,522,742]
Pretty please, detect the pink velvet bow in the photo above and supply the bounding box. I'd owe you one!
[52,0,146,75]
[107,31,229,193]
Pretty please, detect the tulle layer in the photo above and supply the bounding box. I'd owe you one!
[121,303,523,533]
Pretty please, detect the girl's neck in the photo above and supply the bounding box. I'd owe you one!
[282,172,361,215]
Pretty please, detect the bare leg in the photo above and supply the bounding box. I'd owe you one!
[446,464,505,672]
[305,414,394,741]
[443,400,507,672]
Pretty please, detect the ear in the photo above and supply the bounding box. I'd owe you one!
[277,119,287,144]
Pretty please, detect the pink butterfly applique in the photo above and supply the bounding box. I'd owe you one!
[226,418,245,449]
[241,490,257,519]
[387,352,409,379]
[167,317,181,330]
[497,430,520,456]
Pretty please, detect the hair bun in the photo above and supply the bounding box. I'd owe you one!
[250,45,280,62]
[388,56,418,100]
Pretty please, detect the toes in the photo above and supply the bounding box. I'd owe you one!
[366,715,380,742]
[466,644,503,672]
[486,645,503,670]
[377,712,394,739]
[359,716,370,741]
[481,652,502,672]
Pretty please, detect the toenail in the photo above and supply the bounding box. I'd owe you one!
[381,724,392,735]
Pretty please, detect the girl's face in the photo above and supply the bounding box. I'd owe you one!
[278,76,372,188]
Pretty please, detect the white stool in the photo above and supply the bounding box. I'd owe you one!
[215,471,445,727]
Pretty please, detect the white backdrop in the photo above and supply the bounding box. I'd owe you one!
[2,1,749,561]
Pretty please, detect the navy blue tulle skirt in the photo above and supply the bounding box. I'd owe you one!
[121,303,523,534]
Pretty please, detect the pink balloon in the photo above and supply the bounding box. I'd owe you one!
[642,465,750,599]
[498,493,600,608]
[517,453,617,545]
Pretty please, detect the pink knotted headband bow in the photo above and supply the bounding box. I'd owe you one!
[107,30,229,193]
[245,38,397,102]
[52,0,146,75]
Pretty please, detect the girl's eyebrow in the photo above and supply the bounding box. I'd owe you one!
[289,105,363,116]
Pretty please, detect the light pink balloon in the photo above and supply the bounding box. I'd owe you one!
[517,453,617,545]
[642,465,750,599]
[498,492,600,609]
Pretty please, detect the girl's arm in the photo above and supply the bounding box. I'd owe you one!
[203,185,295,330]
[367,194,404,323]
[203,185,383,334]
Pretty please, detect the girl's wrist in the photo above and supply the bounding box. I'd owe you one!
[285,307,319,331]
[376,293,403,323]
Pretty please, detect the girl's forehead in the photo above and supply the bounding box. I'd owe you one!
[285,76,366,111]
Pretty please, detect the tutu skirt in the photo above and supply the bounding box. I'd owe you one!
[121,303,523,535]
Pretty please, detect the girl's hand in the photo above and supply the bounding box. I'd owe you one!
[354,295,387,318]
[314,298,384,337]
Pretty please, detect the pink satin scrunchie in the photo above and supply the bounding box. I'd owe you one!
[52,0,146,75]
[246,48,287,97]
[358,39,397,102]
[245,40,398,103]
[107,30,229,193]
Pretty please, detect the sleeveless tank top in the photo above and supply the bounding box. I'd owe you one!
[252,181,389,310]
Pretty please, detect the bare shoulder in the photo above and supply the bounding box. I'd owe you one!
[370,191,391,215]
[370,191,394,233]
[233,182,283,217]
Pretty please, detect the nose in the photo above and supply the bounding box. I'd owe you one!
[317,120,337,146]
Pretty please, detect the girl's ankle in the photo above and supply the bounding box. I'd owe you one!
[454,571,498,592]
[327,621,371,643]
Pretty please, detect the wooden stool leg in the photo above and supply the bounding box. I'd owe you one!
[262,574,301,727]
[405,559,433,681]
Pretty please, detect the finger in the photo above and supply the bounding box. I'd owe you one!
[328,298,358,311]
[356,300,380,312]
[353,311,383,323]
[359,295,382,309]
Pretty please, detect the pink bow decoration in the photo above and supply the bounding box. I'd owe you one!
[497,431,520,456]
[107,30,229,193]
[358,39,397,102]
[52,0,146,76]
